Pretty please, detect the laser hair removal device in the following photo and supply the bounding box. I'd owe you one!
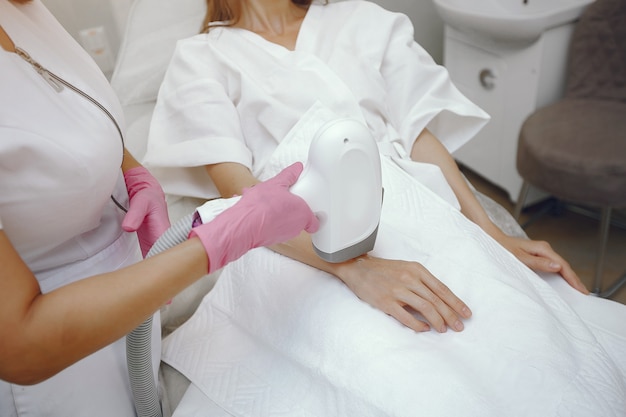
[130,119,384,416]
[290,118,383,263]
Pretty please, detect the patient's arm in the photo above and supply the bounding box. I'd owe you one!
[410,129,588,294]
[205,162,260,197]
[206,162,472,333]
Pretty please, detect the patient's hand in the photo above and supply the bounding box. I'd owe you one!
[335,256,472,333]
[497,235,589,294]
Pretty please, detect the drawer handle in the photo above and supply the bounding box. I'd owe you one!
[479,69,496,90]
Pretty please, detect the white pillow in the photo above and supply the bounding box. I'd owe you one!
[111,0,206,106]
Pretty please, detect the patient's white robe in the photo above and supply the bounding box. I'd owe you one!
[146,1,626,416]
[144,0,489,200]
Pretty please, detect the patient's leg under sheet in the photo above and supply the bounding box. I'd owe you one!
[169,276,626,417]
[546,274,626,371]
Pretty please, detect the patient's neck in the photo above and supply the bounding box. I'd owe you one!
[237,0,307,50]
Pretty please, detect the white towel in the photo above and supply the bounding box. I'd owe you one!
[163,105,626,417]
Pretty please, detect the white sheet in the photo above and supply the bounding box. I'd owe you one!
[162,110,626,417]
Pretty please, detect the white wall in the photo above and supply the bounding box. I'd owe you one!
[372,0,444,63]
[42,0,133,77]
[42,0,444,74]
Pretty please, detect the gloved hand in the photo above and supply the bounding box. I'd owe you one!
[122,166,171,257]
[189,162,320,273]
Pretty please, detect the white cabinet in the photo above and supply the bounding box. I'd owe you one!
[445,24,576,203]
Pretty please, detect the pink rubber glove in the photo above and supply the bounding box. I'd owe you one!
[189,162,320,273]
[122,166,171,257]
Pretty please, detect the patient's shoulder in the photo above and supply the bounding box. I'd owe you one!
[174,30,227,57]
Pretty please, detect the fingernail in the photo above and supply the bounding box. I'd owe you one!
[439,325,447,333]
[549,262,560,269]
[454,320,464,331]
[462,306,471,317]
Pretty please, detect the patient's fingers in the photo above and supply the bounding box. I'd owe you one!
[558,263,589,294]
[510,238,589,294]
[529,242,589,294]
[524,252,588,294]
[399,290,447,333]
[337,256,470,333]
[421,269,472,319]
[386,303,431,333]
[402,268,470,332]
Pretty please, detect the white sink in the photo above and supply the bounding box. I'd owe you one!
[433,0,595,43]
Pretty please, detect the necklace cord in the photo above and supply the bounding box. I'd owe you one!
[14,47,128,213]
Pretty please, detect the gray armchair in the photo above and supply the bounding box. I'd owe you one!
[514,0,626,297]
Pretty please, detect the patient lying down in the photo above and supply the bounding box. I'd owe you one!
[144,0,626,415]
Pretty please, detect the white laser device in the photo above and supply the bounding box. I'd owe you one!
[290,118,383,263]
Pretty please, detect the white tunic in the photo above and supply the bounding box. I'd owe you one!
[0,1,159,415]
[144,0,490,199]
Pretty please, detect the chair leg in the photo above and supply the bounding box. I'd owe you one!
[592,206,612,295]
[599,271,626,298]
[513,181,530,221]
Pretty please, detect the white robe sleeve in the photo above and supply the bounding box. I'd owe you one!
[144,36,252,199]
[367,3,490,154]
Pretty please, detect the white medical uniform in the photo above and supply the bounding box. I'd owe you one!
[0,1,160,415]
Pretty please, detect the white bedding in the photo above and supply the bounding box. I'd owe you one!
[109,1,626,414]
[161,113,626,417]
[168,277,626,417]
